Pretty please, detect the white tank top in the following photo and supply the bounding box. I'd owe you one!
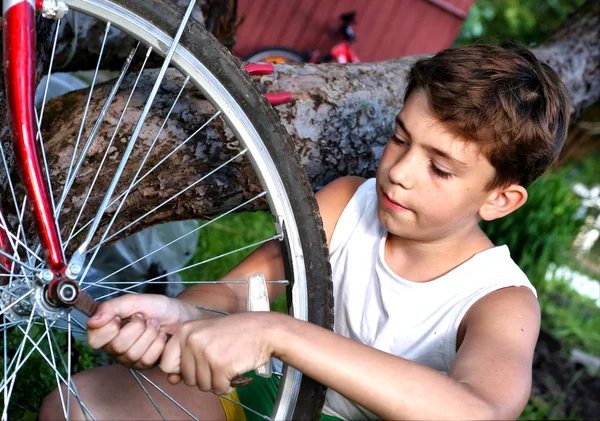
[322,178,536,420]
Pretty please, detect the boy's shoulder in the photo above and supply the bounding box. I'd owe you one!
[315,176,369,247]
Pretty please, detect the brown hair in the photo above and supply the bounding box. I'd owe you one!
[404,44,571,189]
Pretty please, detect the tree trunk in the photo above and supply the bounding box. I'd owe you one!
[0,1,598,240]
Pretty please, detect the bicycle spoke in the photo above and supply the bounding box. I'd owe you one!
[43,319,69,420]
[74,0,197,260]
[3,326,7,408]
[65,111,222,245]
[14,324,96,421]
[93,235,281,301]
[61,22,112,197]
[0,250,42,274]
[0,290,35,318]
[129,370,168,421]
[217,392,271,421]
[0,322,44,393]
[64,45,152,250]
[92,148,250,258]
[55,43,141,219]
[0,320,22,332]
[0,211,43,264]
[194,305,229,316]
[81,280,288,285]
[48,328,95,421]
[35,108,65,251]
[1,306,37,419]
[0,142,30,256]
[33,321,87,336]
[35,19,63,215]
[83,190,262,289]
[133,371,199,421]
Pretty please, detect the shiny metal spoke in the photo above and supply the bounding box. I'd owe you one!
[61,22,112,196]
[35,108,65,253]
[0,211,43,264]
[73,0,197,262]
[93,234,281,301]
[43,319,69,420]
[0,290,35,318]
[0,320,22,332]
[217,392,272,421]
[55,43,140,220]
[35,20,62,215]
[90,148,249,257]
[0,250,42,274]
[34,322,87,336]
[65,111,222,245]
[1,305,37,419]
[64,45,151,251]
[13,323,96,421]
[83,190,262,290]
[0,142,30,257]
[133,371,198,421]
[48,328,96,421]
[0,225,42,265]
[129,370,168,420]
[82,280,288,285]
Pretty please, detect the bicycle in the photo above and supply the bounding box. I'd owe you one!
[245,11,360,64]
[0,0,332,419]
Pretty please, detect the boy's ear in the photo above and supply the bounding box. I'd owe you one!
[479,184,528,221]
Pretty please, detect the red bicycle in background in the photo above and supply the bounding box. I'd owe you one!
[0,0,331,419]
[245,10,360,64]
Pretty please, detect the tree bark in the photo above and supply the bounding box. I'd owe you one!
[0,1,598,241]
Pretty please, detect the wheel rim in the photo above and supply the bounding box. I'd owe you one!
[0,1,318,418]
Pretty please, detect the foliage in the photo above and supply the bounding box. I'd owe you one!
[539,277,600,353]
[455,0,586,46]
[480,165,584,292]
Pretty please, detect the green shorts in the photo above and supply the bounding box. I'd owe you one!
[222,371,341,421]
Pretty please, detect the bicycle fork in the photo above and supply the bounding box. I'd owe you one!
[2,0,78,303]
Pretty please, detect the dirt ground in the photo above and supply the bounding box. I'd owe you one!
[532,329,600,419]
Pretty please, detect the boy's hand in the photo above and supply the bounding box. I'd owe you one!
[86,294,201,369]
[159,312,278,395]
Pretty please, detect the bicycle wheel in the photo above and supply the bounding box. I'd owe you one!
[245,47,306,64]
[0,0,332,419]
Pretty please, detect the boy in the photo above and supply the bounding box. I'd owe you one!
[41,43,570,420]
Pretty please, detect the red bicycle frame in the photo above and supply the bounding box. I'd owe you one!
[2,0,66,275]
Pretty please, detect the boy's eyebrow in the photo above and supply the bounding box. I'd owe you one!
[423,145,468,167]
[395,115,411,138]
[396,115,468,167]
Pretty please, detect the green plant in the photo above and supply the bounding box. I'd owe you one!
[456,0,586,47]
[539,277,600,354]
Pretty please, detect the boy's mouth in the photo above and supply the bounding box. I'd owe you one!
[381,192,410,212]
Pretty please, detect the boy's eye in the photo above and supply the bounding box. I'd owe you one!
[430,161,452,179]
[390,135,407,146]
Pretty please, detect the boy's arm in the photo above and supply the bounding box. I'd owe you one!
[161,284,538,419]
[268,285,539,420]
[176,176,366,314]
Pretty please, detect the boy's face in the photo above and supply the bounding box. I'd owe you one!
[375,91,498,242]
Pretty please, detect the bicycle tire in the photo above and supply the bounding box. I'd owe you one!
[0,0,332,419]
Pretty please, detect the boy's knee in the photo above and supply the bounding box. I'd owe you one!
[39,384,69,420]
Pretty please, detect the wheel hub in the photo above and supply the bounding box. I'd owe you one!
[1,277,68,323]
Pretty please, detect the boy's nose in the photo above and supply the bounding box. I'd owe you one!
[389,152,416,190]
